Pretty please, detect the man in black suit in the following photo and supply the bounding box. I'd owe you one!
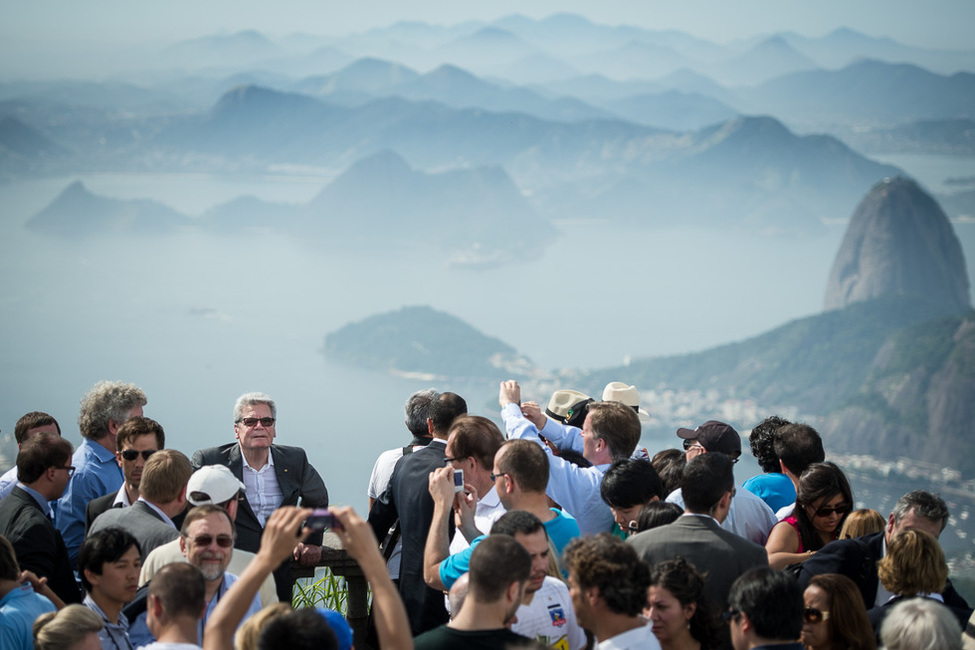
[0,432,82,604]
[628,453,768,633]
[368,391,468,636]
[85,416,166,533]
[799,489,970,610]
[192,391,329,603]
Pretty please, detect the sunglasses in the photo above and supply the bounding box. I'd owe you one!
[237,417,275,428]
[682,439,703,451]
[186,534,235,548]
[811,503,852,518]
[804,607,830,624]
[120,449,157,462]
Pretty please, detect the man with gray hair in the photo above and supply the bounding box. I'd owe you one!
[799,489,970,610]
[192,391,328,602]
[57,380,147,566]
[367,388,439,583]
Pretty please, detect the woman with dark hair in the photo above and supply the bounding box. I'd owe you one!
[802,573,876,650]
[765,462,853,570]
[634,501,684,534]
[645,557,721,650]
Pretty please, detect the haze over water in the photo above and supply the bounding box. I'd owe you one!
[3,0,975,590]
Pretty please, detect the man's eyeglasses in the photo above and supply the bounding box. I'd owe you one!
[804,607,830,624]
[444,457,464,464]
[236,417,275,428]
[489,472,507,482]
[186,534,235,548]
[56,465,76,477]
[811,503,852,518]
[722,609,740,624]
[120,449,157,462]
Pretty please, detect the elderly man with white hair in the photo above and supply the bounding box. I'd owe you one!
[192,392,328,602]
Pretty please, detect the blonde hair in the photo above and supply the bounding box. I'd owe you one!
[235,603,292,650]
[140,449,194,503]
[839,508,886,539]
[33,604,103,650]
[877,530,947,596]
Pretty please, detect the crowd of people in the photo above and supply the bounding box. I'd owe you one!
[1,378,974,650]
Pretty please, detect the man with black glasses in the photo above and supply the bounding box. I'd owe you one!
[128,505,262,647]
[0,432,82,604]
[86,416,166,532]
[666,420,777,545]
[192,392,328,602]
[726,568,804,650]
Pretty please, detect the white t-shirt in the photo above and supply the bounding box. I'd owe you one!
[512,577,588,650]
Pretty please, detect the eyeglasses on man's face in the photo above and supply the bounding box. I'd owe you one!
[55,465,76,477]
[186,534,235,548]
[236,417,275,428]
[120,449,157,462]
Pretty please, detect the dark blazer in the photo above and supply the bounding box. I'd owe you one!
[799,532,971,610]
[192,443,328,602]
[85,491,121,534]
[0,486,82,604]
[627,514,769,612]
[368,440,452,636]
[88,500,180,559]
[868,595,972,642]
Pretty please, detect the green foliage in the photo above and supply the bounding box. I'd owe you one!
[292,567,349,613]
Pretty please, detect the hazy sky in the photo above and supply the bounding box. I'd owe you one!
[4,0,974,51]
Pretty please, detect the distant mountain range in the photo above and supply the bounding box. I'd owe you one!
[16,82,902,235]
[26,151,554,265]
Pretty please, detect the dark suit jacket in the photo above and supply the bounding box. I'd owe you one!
[88,500,180,560]
[192,443,328,602]
[627,514,768,612]
[799,532,971,610]
[0,486,82,604]
[85,491,121,534]
[368,440,452,636]
[868,594,972,643]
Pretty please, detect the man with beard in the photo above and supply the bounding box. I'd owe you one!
[414,534,534,650]
[128,505,261,647]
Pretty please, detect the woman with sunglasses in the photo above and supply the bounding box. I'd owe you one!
[644,557,721,650]
[765,462,853,570]
[802,574,876,650]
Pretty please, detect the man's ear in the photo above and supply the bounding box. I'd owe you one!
[179,535,188,557]
[586,585,601,607]
[427,418,435,435]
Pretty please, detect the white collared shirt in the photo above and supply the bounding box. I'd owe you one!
[598,622,661,650]
[137,497,176,528]
[241,448,282,527]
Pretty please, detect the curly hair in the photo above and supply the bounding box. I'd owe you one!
[564,533,650,617]
[748,416,792,473]
[78,381,147,440]
[650,557,721,649]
